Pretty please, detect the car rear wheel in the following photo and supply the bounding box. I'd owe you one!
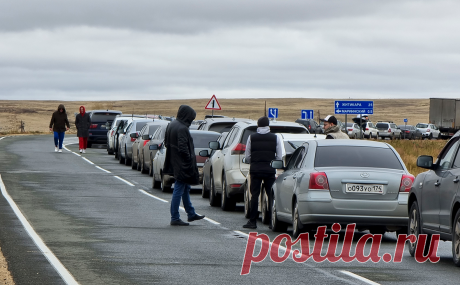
[136,152,142,171]
[221,174,236,211]
[408,201,431,257]
[131,153,137,169]
[87,142,92,148]
[271,192,288,232]
[118,150,125,164]
[244,182,250,218]
[261,188,270,225]
[161,173,171,192]
[148,155,154,177]
[292,201,304,238]
[452,210,460,266]
[209,171,220,207]
[140,153,148,174]
[125,147,131,166]
[354,134,358,139]
[201,175,209,198]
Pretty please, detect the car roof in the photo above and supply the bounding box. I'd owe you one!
[315,139,390,148]
[233,120,307,128]
[89,110,122,114]
[278,133,327,140]
[190,130,221,135]
[203,117,250,123]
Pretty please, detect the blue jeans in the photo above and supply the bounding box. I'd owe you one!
[54,132,65,149]
[170,180,196,221]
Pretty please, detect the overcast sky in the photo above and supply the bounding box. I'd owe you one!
[1,0,460,100]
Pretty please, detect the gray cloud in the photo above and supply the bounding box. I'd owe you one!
[0,0,459,100]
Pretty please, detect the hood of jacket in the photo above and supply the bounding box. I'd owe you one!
[257,126,270,134]
[176,105,196,127]
[57,104,66,113]
[324,125,341,134]
[79,105,86,115]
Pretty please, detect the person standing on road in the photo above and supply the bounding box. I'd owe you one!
[243,116,283,229]
[322,115,349,139]
[75,106,91,154]
[163,105,205,226]
[49,104,70,152]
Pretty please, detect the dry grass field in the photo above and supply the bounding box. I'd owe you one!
[0,98,429,134]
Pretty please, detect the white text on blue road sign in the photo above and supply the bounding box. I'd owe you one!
[268,108,279,119]
[301,110,314,120]
[335,101,374,115]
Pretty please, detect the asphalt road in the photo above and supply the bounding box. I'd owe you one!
[0,135,459,285]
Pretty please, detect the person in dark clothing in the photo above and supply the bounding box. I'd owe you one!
[243,116,283,229]
[49,104,70,152]
[163,105,205,226]
[75,105,91,153]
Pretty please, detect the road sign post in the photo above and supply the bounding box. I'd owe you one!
[268,108,278,121]
[301,110,314,120]
[404,118,408,139]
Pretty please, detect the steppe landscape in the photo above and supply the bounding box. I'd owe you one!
[0,98,429,134]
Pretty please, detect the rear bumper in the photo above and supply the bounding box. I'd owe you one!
[297,191,408,227]
[225,169,246,195]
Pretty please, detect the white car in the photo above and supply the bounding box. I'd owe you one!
[363,122,379,139]
[208,120,309,211]
[107,115,149,155]
[242,133,327,223]
[415,123,440,139]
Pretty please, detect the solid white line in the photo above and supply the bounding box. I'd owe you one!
[82,157,94,165]
[138,189,168,202]
[73,153,81,157]
[340,271,381,285]
[233,230,249,238]
[95,166,111,174]
[113,176,135,186]
[0,175,79,285]
[204,217,221,225]
[0,137,6,141]
[63,146,72,152]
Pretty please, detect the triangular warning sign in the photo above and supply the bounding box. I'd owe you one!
[205,94,221,110]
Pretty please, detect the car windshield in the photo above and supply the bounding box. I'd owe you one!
[398,125,411,130]
[91,113,120,122]
[148,125,161,134]
[241,126,308,145]
[315,146,403,169]
[191,132,221,148]
[416,123,429,128]
[346,123,355,127]
[208,122,238,133]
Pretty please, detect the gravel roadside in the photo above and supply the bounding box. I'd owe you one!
[0,247,14,285]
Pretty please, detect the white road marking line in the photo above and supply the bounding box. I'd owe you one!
[63,146,72,152]
[82,157,94,165]
[204,217,221,225]
[341,271,381,285]
[138,189,168,202]
[0,175,79,285]
[73,153,81,157]
[113,176,135,186]
[233,230,249,238]
[95,166,111,174]
[0,137,6,141]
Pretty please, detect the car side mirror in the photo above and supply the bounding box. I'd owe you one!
[209,141,220,150]
[142,134,150,140]
[271,160,284,169]
[130,133,138,138]
[149,144,159,150]
[417,155,433,169]
[242,157,249,164]
[199,150,210,157]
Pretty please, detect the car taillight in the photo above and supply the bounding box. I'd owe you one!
[230,184,242,189]
[131,137,137,142]
[309,172,329,190]
[388,128,391,132]
[405,130,410,133]
[90,124,98,129]
[366,127,369,130]
[427,129,431,132]
[348,128,353,131]
[308,125,311,130]
[231,143,246,155]
[111,130,114,136]
[399,174,415,192]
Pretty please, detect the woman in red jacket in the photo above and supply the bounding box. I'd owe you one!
[75,106,91,153]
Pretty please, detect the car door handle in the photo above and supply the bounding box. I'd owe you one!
[434,181,441,186]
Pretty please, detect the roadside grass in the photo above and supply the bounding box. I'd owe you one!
[385,139,446,176]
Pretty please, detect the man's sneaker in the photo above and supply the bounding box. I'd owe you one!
[188,214,205,222]
[170,220,189,226]
[58,149,62,153]
[79,149,83,153]
[55,147,58,152]
[243,220,257,229]
[82,149,86,154]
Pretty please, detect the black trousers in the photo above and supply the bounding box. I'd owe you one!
[249,173,276,222]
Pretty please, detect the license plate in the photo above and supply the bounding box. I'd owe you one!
[346,184,383,194]
[441,133,449,136]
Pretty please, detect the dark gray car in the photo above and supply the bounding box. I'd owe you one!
[408,132,460,266]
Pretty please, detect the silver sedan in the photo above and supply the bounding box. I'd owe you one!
[270,140,414,237]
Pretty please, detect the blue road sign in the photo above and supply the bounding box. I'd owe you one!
[404,118,408,123]
[301,110,314,120]
[335,101,374,115]
[268,108,278,119]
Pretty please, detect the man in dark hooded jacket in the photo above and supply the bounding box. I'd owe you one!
[49,104,70,152]
[163,105,205,226]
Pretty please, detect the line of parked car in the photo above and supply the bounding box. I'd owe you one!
[88,110,458,266]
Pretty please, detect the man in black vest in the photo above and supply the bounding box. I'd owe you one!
[243,116,283,229]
